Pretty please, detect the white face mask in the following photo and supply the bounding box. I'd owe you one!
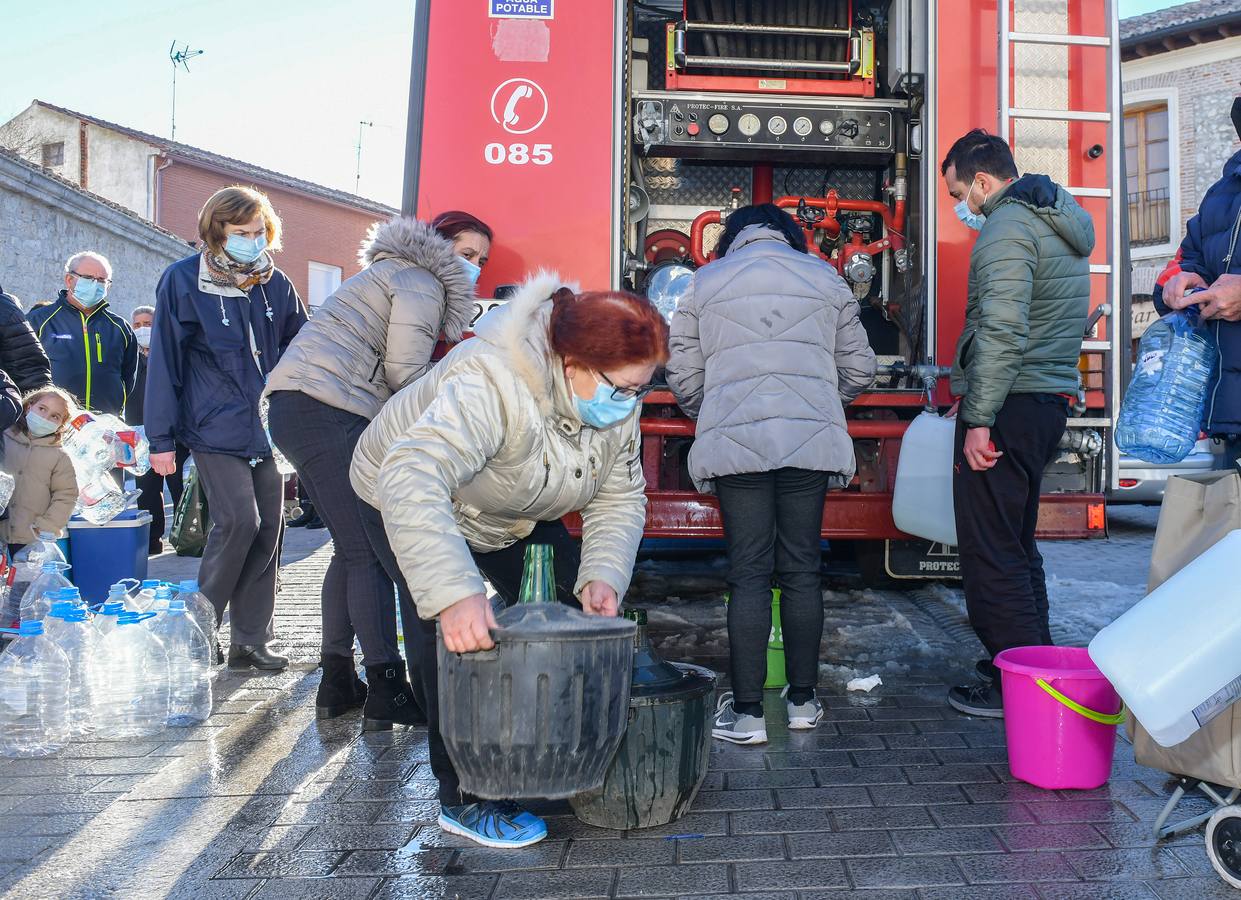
[133,326,152,349]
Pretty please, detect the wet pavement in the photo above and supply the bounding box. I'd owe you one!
[1,505,1236,899]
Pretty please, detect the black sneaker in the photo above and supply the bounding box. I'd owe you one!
[975,659,998,684]
[947,683,1004,718]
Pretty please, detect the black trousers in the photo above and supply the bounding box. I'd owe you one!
[267,391,404,667]
[360,507,581,804]
[136,444,189,546]
[953,393,1068,659]
[716,468,830,705]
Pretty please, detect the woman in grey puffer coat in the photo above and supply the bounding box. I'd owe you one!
[266,211,488,729]
[667,204,877,747]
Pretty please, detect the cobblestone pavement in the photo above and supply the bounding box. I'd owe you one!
[4,505,1237,899]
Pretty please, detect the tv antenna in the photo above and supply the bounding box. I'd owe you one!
[355,121,374,195]
[169,41,205,140]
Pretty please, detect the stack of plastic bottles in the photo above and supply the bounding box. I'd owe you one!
[62,411,149,525]
[0,620,71,757]
[1117,306,1219,464]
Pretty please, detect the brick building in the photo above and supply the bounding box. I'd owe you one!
[1121,0,1241,341]
[0,101,396,306]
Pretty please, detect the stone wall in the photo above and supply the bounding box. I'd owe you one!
[0,152,191,321]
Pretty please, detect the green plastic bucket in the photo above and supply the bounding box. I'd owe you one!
[723,589,787,690]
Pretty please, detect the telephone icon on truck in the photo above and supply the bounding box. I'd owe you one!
[491,78,548,135]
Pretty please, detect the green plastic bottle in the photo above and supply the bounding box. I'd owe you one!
[519,544,555,605]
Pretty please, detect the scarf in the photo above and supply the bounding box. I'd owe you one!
[203,248,275,291]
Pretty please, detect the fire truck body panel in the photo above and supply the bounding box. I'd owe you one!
[404,0,1122,557]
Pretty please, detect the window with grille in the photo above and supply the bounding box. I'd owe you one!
[1124,104,1170,248]
[40,142,64,168]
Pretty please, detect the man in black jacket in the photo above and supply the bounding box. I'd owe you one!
[28,251,137,416]
[0,285,52,394]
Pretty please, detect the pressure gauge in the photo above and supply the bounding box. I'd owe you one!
[707,114,730,135]
[819,119,836,136]
[793,116,813,137]
[738,114,761,137]
[767,115,787,136]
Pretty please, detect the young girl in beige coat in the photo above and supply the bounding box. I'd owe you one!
[1,387,79,555]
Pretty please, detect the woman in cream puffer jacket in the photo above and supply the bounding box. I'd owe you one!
[349,271,668,827]
[266,211,488,730]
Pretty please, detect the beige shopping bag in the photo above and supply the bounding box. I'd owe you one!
[1147,469,1241,593]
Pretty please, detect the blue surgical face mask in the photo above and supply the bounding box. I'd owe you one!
[71,277,106,308]
[574,375,639,430]
[954,181,987,231]
[224,233,267,264]
[25,410,60,438]
[459,255,481,289]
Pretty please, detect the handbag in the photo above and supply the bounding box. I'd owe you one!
[1147,467,1241,592]
[169,461,211,558]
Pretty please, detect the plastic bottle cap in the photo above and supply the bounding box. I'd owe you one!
[141,580,160,589]
[41,561,60,573]
[116,612,141,626]
[49,601,74,618]
[17,620,44,636]
[155,585,173,600]
[178,580,199,592]
[101,601,125,615]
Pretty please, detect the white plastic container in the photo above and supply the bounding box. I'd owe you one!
[1089,529,1241,748]
[892,412,958,546]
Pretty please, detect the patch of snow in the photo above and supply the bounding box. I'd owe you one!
[847,674,883,692]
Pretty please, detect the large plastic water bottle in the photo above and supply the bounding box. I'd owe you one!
[93,599,126,639]
[151,598,212,726]
[44,601,96,737]
[12,533,68,610]
[0,620,71,757]
[1117,306,1219,464]
[19,562,74,623]
[91,611,170,739]
[130,579,163,612]
[174,580,218,653]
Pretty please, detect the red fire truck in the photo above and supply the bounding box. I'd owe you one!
[403,0,1124,578]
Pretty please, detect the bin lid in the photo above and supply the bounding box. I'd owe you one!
[494,602,637,642]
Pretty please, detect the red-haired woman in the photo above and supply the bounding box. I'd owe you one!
[265,211,490,729]
[349,272,667,848]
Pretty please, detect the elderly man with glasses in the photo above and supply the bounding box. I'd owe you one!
[27,251,138,417]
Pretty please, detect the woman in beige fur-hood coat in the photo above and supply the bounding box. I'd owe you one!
[265,212,489,729]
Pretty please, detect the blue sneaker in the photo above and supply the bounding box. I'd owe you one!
[438,801,548,848]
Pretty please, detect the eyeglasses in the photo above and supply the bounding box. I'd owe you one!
[597,371,656,402]
[70,272,111,286]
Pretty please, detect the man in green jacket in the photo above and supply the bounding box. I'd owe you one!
[940,129,1094,717]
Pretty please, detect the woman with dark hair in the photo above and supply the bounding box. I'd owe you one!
[147,186,308,671]
[265,212,488,729]
[349,272,666,848]
[666,203,878,746]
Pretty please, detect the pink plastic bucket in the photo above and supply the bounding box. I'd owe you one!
[994,646,1125,790]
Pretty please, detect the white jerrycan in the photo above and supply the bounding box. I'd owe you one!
[1089,529,1241,748]
[892,412,958,546]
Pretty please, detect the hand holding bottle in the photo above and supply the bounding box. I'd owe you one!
[441,592,498,653]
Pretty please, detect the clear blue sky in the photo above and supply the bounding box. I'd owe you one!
[0,0,1180,210]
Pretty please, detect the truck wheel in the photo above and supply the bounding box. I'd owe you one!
[1206,805,1241,888]
[853,541,897,590]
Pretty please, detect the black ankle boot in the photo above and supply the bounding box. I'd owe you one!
[317,654,367,719]
[362,663,426,731]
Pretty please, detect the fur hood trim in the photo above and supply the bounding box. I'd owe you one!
[475,269,579,420]
[359,217,475,341]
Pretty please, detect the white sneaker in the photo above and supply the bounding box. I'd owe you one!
[712,691,768,745]
[782,686,825,730]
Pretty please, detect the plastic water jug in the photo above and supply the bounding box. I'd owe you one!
[13,532,68,581]
[1089,529,1241,747]
[150,599,212,726]
[892,411,958,545]
[1116,307,1218,465]
[0,469,15,512]
[91,611,170,739]
[45,601,96,737]
[19,562,74,622]
[130,579,163,612]
[0,620,71,757]
[146,583,173,616]
[174,580,218,652]
[93,599,126,639]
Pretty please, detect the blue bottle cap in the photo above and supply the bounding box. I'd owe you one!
[41,561,60,573]
[140,579,160,589]
[17,620,44,636]
[48,601,74,618]
[100,601,125,616]
[178,580,200,593]
[155,585,174,600]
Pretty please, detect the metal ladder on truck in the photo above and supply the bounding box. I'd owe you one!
[998,0,1123,493]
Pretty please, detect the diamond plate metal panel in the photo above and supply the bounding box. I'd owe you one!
[641,160,886,208]
[1011,0,1068,183]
